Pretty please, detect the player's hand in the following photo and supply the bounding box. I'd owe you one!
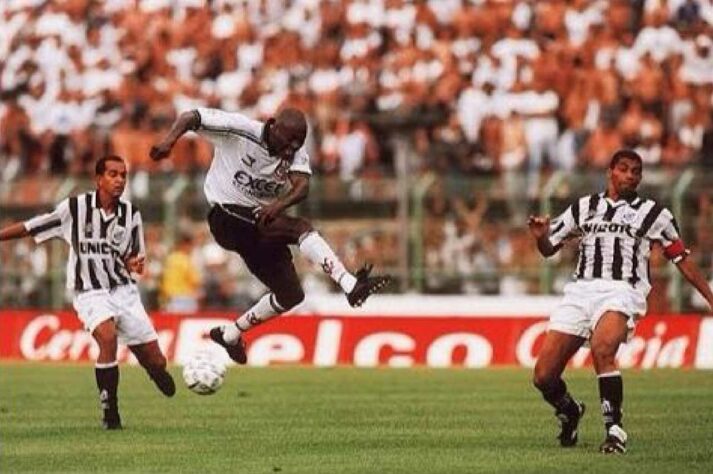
[253,202,285,227]
[125,255,145,275]
[527,215,550,239]
[149,141,173,161]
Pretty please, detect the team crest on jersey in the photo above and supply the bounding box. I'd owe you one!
[621,209,638,224]
[275,160,290,180]
[111,227,126,246]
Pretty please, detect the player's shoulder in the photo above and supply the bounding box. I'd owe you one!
[569,193,599,210]
[635,196,670,215]
[197,107,263,138]
[118,197,141,217]
[292,146,311,167]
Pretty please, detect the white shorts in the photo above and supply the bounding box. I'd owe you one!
[72,285,158,346]
[549,280,647,341]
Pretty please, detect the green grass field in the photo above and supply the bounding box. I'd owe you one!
[1,363,712,473]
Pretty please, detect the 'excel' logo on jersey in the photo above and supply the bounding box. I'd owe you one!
[232,171,284,198]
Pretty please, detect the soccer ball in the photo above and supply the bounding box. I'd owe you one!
[182,350,227,395]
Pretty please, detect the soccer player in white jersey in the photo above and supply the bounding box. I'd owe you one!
[0,156,175,430]
[528,149,713,453]
[150,107,390,364]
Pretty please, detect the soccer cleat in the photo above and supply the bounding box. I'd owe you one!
[556,401,586,447]
[346,264,391,308]
[149,369,176,397]
[102,410,122,430]
[209,326,247,364]
[599,425,627,454]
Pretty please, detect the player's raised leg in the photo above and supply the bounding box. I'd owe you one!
[130,341,175,397]
[591,311,629,454]
[298,230,390,307]
[533,330,587,447]
[92,319,122,430]
[257,214,390,307]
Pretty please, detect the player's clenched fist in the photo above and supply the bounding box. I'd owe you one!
[150,141,173,161]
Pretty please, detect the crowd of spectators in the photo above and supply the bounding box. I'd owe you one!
[2,0,713,310]
[1,0,713,184]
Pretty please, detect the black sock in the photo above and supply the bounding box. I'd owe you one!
[540,378,578,415]
[598,372,623,430]
[95,364,120,414]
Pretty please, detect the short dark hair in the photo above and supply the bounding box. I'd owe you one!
[95,155,125,175]
[609,149,642,169]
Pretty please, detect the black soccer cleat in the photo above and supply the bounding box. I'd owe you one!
[209,326,247,364]
[150,369,176,397]
[599,425,627,454]
[346,264,391,308]
[556,401,585,447]
[102,410,122,430]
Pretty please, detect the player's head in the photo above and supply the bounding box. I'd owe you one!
[267,107,307,161]
[607,149,642,200]
[95,155,127,200]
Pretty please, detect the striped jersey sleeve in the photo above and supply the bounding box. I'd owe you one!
[646,207,689,263]
[128,209,145,258]
[548,199,581,250]
[23,198,70,244]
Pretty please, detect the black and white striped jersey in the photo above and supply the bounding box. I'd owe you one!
[194,108,312,208]
[548,193,689,294]
[23,191,144,292]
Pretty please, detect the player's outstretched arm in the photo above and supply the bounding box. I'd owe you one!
[0,222,30,242]
[527,215,557,257]
[150,110,200,161]
[675,256,713,312]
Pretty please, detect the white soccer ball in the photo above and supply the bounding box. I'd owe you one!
[182,350,227,395]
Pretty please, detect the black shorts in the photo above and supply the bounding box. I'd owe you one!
[208,205,300,294]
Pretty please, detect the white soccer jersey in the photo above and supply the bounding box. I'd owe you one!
[24,191,144,292]
[195,107,312,207]
[548,193,688,295]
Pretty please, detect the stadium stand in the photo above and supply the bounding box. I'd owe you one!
[1,0,712,311]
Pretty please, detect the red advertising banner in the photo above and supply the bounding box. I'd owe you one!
[1,310,711,369]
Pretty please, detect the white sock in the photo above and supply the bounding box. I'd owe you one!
[222,293,283,344]
[298,231,357,293]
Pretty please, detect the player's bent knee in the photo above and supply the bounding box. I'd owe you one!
[532,366,556,391]
[275,286,305,311]
[293,217,312,234]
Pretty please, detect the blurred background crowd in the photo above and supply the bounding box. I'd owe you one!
[1,0,712,312]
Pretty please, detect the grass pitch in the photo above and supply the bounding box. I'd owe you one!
[1,363,712,473]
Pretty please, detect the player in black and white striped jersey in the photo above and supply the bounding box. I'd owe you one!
[528,149,713,454]
[0,156,175,430]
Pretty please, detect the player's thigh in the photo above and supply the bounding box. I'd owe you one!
[243,245,302,301]
[257,215,311,244]
[112,285,159,346]
[92,318,118,347]
[534,330,585,381]
[590,311,629,356]
[208,206,257,252]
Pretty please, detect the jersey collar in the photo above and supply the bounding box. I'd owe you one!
[601,191,640,207]
[92,191,118,219]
